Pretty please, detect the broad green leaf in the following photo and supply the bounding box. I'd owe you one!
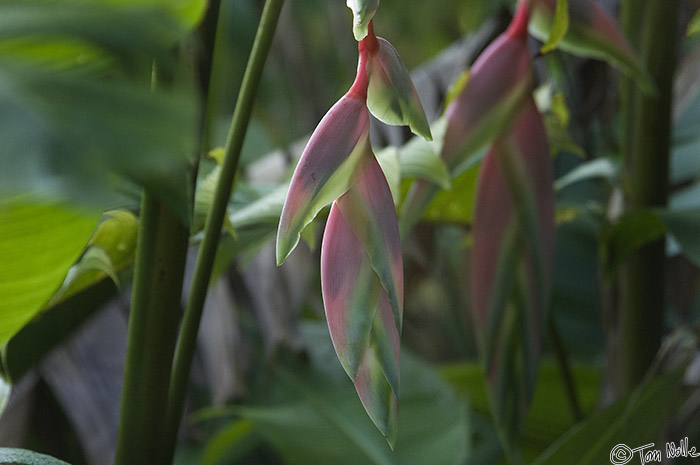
[540,0,569,54]
[0,448,71,465]
[532,370,685,465]
[656,208,700,267]
[235,324,468,465]
[529,0,655,94]
[277,94,373,264]
[600,210,666,279]
[554,158,618,191]
[0,199,99,348]
[346,0,379,41]
[2,274,120,382]
[367,38,432,141]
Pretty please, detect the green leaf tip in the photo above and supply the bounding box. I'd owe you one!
[346,0,380,41]
[540,0,569,54]
[367,38,432,141]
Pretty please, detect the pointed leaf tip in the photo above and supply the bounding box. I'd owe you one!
[346,0,380,41]
[276,93,374,264]
[321,163,402,442]
[367,38,432,141]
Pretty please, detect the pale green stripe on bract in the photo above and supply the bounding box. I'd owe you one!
[276,95,373,265]
[367,38,432,141]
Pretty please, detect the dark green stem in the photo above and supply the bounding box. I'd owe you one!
[114,194,190,465]
[618,0,679,393]
[548,313,582,422]
[158,0,285,461]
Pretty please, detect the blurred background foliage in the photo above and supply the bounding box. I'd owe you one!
[2,0,700,464]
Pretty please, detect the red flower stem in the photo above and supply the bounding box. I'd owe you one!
[507,0,530,42]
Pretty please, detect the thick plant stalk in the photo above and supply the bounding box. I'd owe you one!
[114,194,190,465]
[158,0,285,461]
[618,0,680,393]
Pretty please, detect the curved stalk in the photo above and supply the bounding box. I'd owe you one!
[158,0,286,461]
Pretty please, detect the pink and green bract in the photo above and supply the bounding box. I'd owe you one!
[401,1,533,231]
[277,15,430,446]
[470,97,555,449]
[322,157,402,445]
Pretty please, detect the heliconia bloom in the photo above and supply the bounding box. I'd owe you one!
[529,0,654,93]
[470,97,554,445]
[362,28,432,141]
[276,53,374,265]
[400,2,532,231]
[322,156,402,446]
[347,0,380,41]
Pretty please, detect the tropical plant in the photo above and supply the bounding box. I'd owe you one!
[0,0,699,464]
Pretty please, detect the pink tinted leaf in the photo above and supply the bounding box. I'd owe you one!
[530,0,655,93]
[367,38,432,141]
[336,157,403,330]
[470,99,554,446]
[321,199,401,446]
[276,93,373,265]
[354,296,400,447]
[441,5,532,175]
[321,202,380,378]
[399,3,532,234]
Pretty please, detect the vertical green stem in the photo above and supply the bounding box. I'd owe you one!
[158,0,285,462]
[618,0,680,393]
[114,194,190,465]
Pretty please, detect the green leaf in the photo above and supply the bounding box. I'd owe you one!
[540,0,569,54]
[236,324,469,465]
[422,164,480,225]
[531,370,685,465]
[554,158,618,191]
[346,0,379,41]
[0,448,71,465]
[0,4,199,223]
[48,210,138,304]
[600,210,666,279]
[441,360,602,460]
[201,420,262,465]
[0,199,99,348]
[529,0,656,94]
[398,130,450,190]
[656,208,700,267]
[2,275,120,382]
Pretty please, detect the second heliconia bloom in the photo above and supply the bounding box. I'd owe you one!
[277,14,431,446]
